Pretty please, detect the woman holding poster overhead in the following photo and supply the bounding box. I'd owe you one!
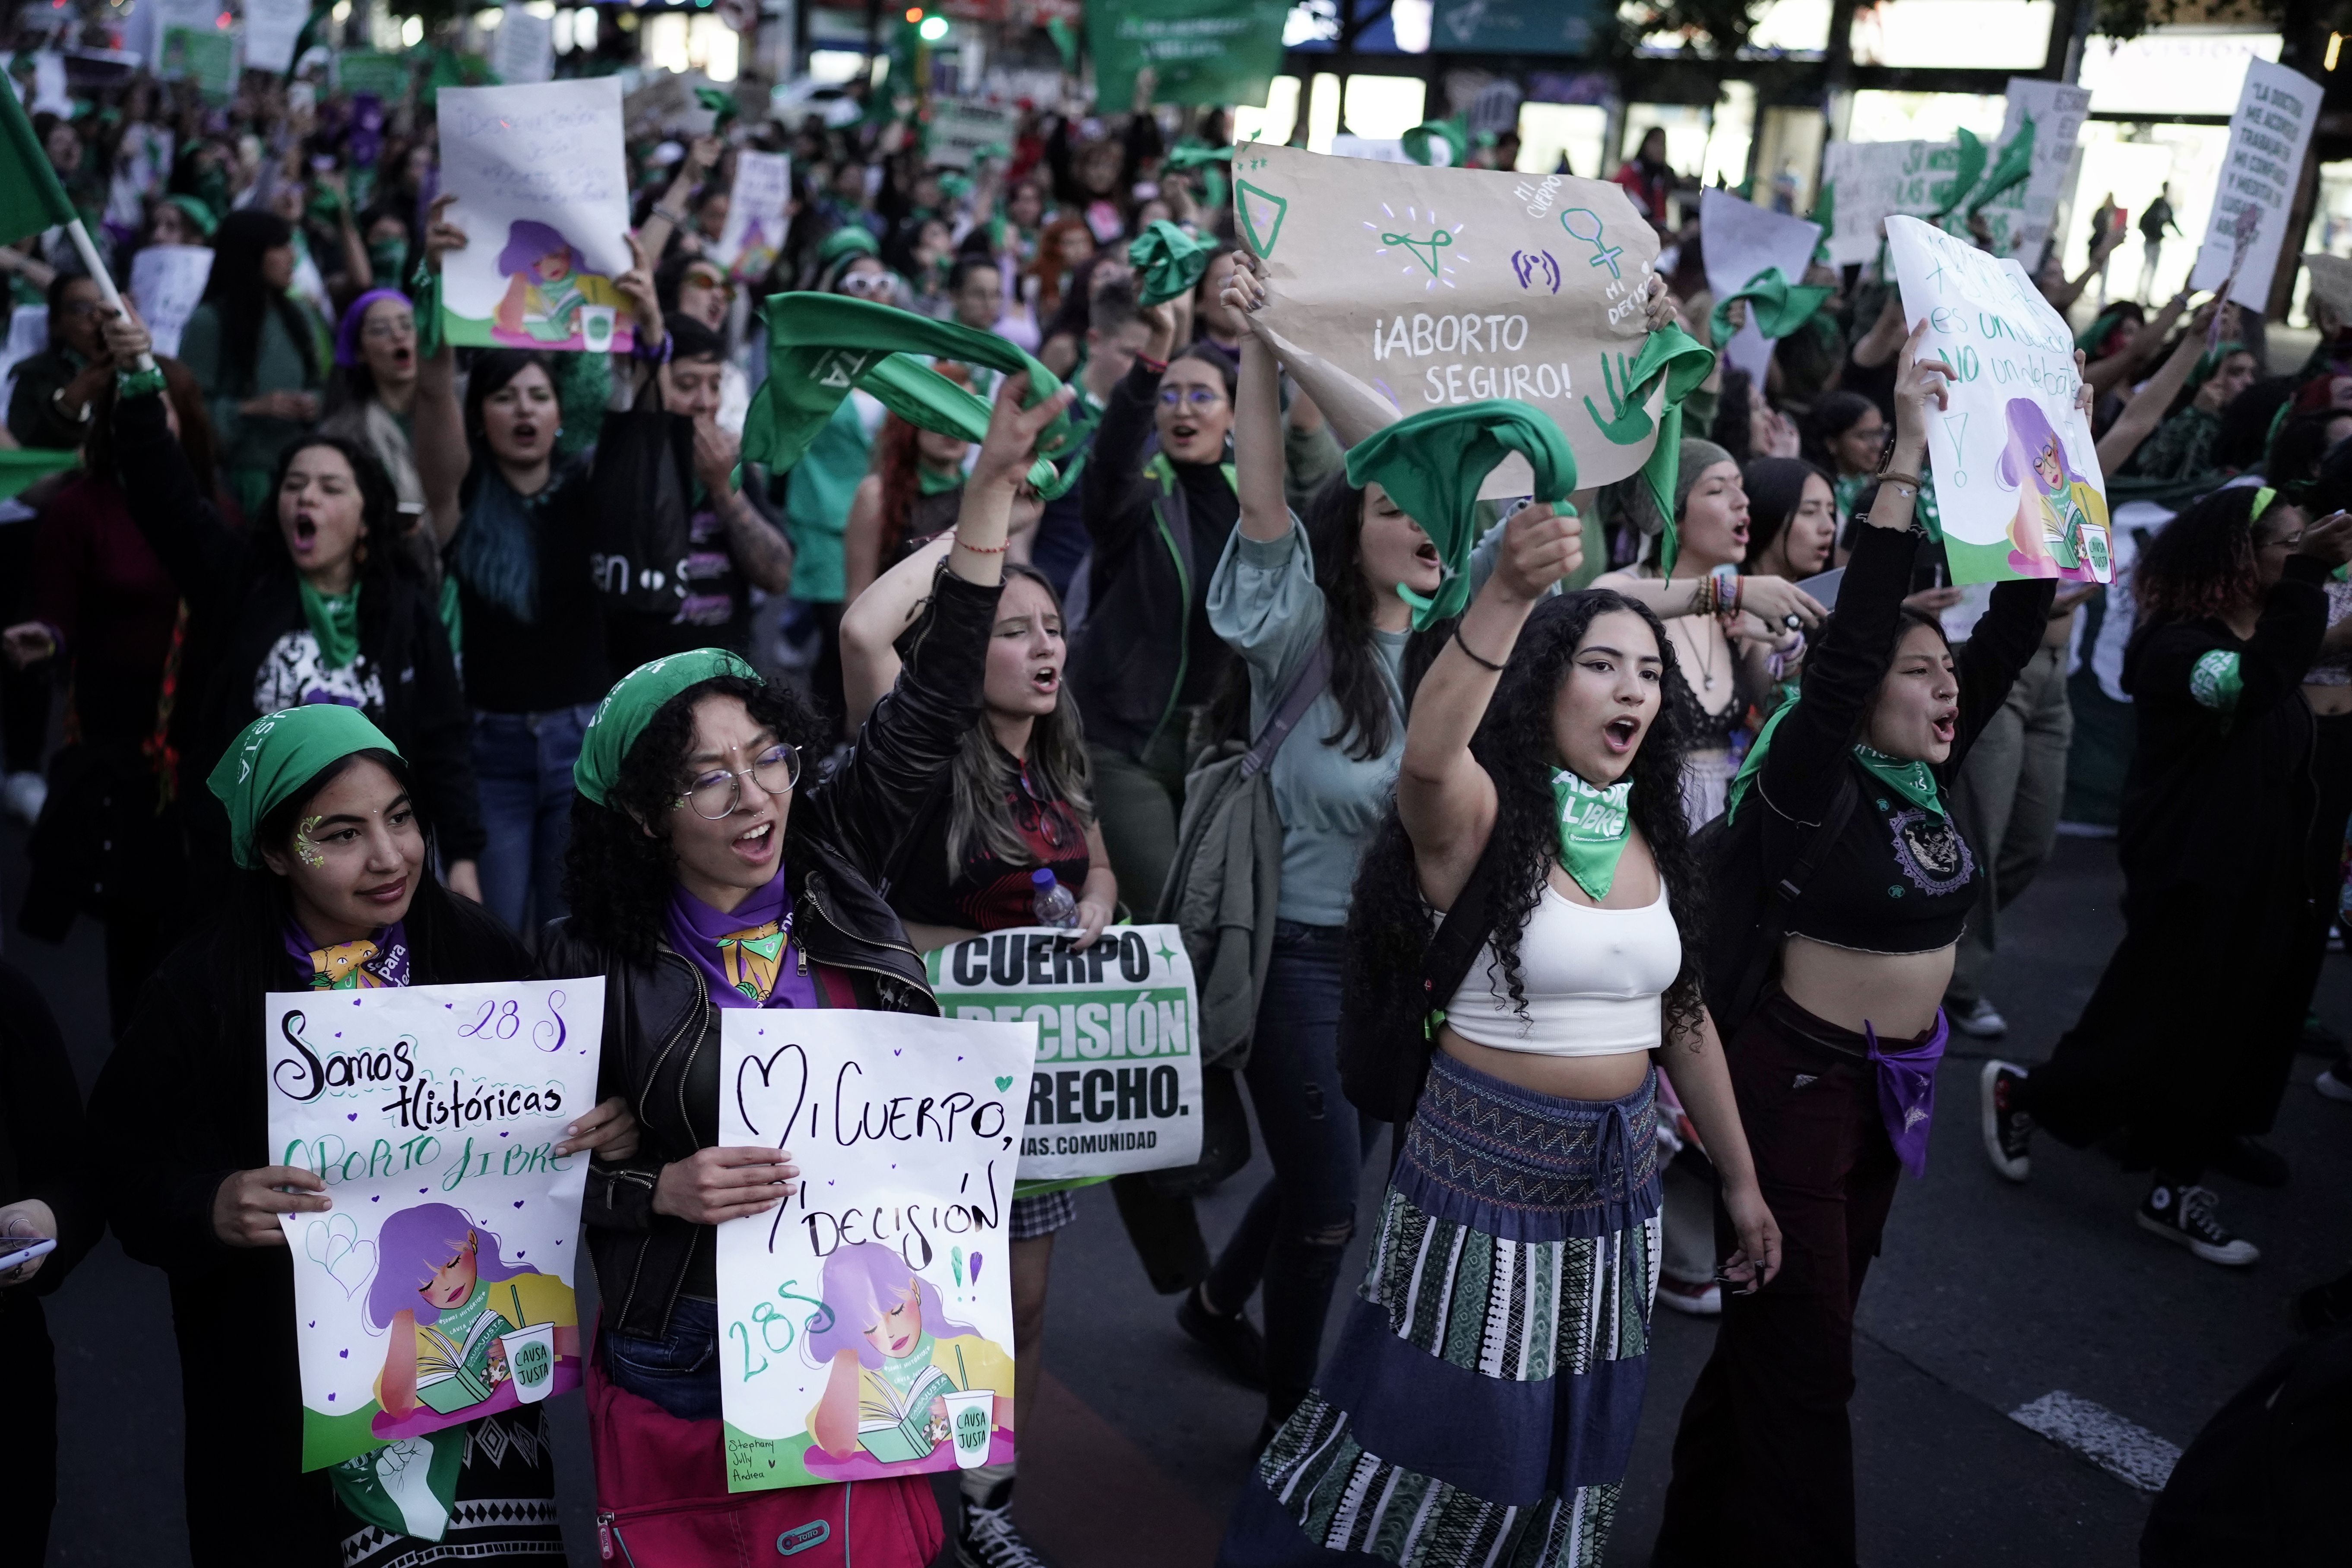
[85,703,637,1568]
[540,371,1073,1564]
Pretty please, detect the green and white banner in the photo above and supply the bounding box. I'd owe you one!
[1086,0,1288,110]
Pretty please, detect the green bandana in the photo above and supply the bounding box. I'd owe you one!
[1164,142,1231,208]
[1610,323,1719,580]
[1551,769,1633,902]
[574,649,760,808]
[1402,117,1470,168]
[744,294,1082,499]
[1852,743,1944,817]
[1968,116,2035,217]
[916,464,963,496]
[209,705,403,869]
[1809,184,1834,264]
[165,192,218,238]
[1128,220,1209,308]
[1708,266,1836,352]
[1343,400,1578,630]
[816,226,881,267]
[298,579,361,672]
[1930,128,1989,224]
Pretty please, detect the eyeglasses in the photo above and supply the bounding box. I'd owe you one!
[1157,386,1226,411]
[361,315,416,340]
[841,272,894,297]
[676,743,801,819]
[686,269,734,298]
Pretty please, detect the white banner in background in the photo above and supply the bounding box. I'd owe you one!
[712,149,791,281]
[130,245,214,358]
[241,0,311,73]
[1996,78,2092,262]
[1698,188,1821,386]
[2191,57,2322,312]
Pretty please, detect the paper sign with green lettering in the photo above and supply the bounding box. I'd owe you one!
[1087,0,1289,110]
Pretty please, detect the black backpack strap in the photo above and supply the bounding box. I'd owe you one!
[1771,772,1860,906]
[1240,643,1333,779]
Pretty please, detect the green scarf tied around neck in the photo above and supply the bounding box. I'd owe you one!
[1344,400,1578,631]
[1129,220,1210,308]
[743,294,1083,500]
[298,579,361,673]
[1725,700,1947,825]
[1551,770,1634,901]
[1708,266,1836,352]
[1607,322,1720,580]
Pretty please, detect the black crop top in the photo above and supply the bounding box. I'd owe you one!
[1755,524,2056,954]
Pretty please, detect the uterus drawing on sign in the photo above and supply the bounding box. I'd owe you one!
[1366,203,1470,292]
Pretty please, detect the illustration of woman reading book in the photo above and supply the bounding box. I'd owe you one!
[804,1242,1012,1463]
[491,220,626,347]
[1998,397,2111,583]
[368,1203,576,1422]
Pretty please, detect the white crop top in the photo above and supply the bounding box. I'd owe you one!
[1443,882,1682,1056]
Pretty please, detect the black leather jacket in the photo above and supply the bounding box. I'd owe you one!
[539,569,1001,1340]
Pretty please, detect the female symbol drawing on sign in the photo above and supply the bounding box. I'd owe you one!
[1559,208,1625,279]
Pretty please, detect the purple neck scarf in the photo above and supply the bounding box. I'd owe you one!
[284,919,411,989]
[665,873,821,1010]
[1865,1012,1950,1178]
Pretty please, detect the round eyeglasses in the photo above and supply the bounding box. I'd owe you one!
[1157,386,1226,410]
[676,743,801,819]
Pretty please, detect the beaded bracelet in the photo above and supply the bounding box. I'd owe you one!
[953,533,1010,554]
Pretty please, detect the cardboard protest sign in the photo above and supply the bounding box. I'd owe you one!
[438,77,635,353]
[924,926,1203,1184]
[713,150,791,282]
[130,244,214,358]
[1698,188,1821,385]
[1087,0,1290,110]
[715,1010,1034,1491]
[1233,142,1664,497]
[2191,57,2321,312]
[266,978,606,1471]
[927,100,1018,171]
[241,0,311,74]
[1885,215,2111,586]
[1991,79,2091,260]
[491,5,556,85]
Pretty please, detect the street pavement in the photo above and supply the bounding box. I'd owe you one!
[14,824,2349,1566]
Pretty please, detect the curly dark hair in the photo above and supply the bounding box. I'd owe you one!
[2130,484,2273,635]
[1344,588,1709,1048]
[561,675,826,964]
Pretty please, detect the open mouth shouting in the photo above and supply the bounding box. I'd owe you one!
[1929,708,1958,746]
[289,512,320,550]
[731,817,778,868]
[1602,714,1643,755]
[1029,662,1060,697]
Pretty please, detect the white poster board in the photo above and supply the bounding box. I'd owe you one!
[1820,139,1938,269]
[491,5,556,86]
[130,244,215,358]
[925,925,1203,1183]
[241,0,311,73]
[1330,134,1411,164]
[1885,215,2111,586]
[1697,188,1821,386]
[0,308,48,412]
[927,100,1019,171]
[715,1010,1034,1491]
[265,978,605,1472]
[2190,57,2321,312]
[712,149,791,282]
[438,77,636,352]
[1994,78,2092,261]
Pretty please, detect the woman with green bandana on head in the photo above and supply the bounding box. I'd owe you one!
[1652,322,2065,1566]
[98,304,485,902]
[537,374,1071,1565]
[85,703,637,1568]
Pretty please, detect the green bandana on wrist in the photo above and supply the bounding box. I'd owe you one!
[1708,266,1836,352]
[575,648,761,807]
[209,705,403,869]
[1343,400,1578,631]
[298,579,361,672]
[1852,743,1944,818]
[1551,769,1634,902]
[1128,220,1208,307]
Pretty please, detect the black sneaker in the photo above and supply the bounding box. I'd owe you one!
[1979,1061,2032,1182]
[2136,1182,2260,1267]
[1177,1283,1267,1390]
[2209,1134,2290,1188]
[959,1488,1050,1568]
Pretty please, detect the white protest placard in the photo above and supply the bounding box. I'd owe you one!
[265,978,606,1472]
[1698,187,1821,386]
[130,244,214,358]
[2191,57,2321,312]
[1235,142,1664,497]
[928,99,1018,171]
[925,925,1203,1183]
[715,1010,1033,1492]
[0,308,49,410]
[1885,215,2111,587]
[30,52,72,115]
[1820,139,1942,268]
[439,77,636,353]
[491,5,556,86]
[712,149,791,282]
[1992,78,2091,261]
[1330,134,1411,164]
[241,0,311,73]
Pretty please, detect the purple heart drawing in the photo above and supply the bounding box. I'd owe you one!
[517,1250,526,1258]
[329,1393,336,1402]
[500,1131,509,1138]
[347,1113,358,1121]
[309,1320,316,1327]
[339,1349,348,1359]
[419,1187,428,1194]
[893,1049,902,1056]
[371,1195,381,1203]
[513,1200,525,1208]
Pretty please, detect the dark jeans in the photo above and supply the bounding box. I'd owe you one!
[1655,991,1905,1568]
[1204,923,1379,1415]
[604,1296,725,1423]
[471,705,595,935]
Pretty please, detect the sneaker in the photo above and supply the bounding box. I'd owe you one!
[1979,1061,2032,1182]
[2209,1134,2289,1188]
[959,1491,1050,1568]
[1656,1275,1722,1317]
[1176,1283,1266,1390]
[2136,1182,2260,1267]
[2317,1064,2352,1103]
[1950,997,2009,1039]
[0,771,44,827]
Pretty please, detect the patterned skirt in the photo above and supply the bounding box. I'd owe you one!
[336,1406,567,1568]
[1219,1052,1662,1568]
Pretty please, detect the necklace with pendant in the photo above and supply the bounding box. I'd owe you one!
[1687,617,1719,691]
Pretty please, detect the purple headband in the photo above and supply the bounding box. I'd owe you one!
[335,288,413,367]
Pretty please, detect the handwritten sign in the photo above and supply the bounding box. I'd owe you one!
[130,245,214,359]
[1991,79,2091,260]
[1819,139,1944,268]
[712,150,791,282]
[2191,57,2321,312]
[1235,142,1663,497]
[438,78,635,353]
[1698,188,1821,385]
[265,978,605,1472]
[1886,215,2111,586]
[715,1010,1033,1492]
[491,5,555,85]
[241,0,311,73]
[927,101,1018,171]
[925,925,1203,1184]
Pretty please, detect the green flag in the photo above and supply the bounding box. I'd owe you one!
[1087,0,1289,109]
[0,448,82,499]
[0,86,78,246]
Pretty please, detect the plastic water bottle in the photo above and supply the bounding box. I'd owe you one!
[1031,869,1079,929]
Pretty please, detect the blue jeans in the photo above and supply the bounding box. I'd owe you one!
[603,1296,725,1423]
[1205,922,1380,1415]
[470,705,595,934]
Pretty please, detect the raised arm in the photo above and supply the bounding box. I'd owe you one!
[2086,290,2192,401]
[2096,302,2213,475]
[1079,298,1182,548]
[839,531,954,728]
[414,196,471,547]
[98,307,241,602]
[1224,257,1287,543]
[635,135,722,266]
